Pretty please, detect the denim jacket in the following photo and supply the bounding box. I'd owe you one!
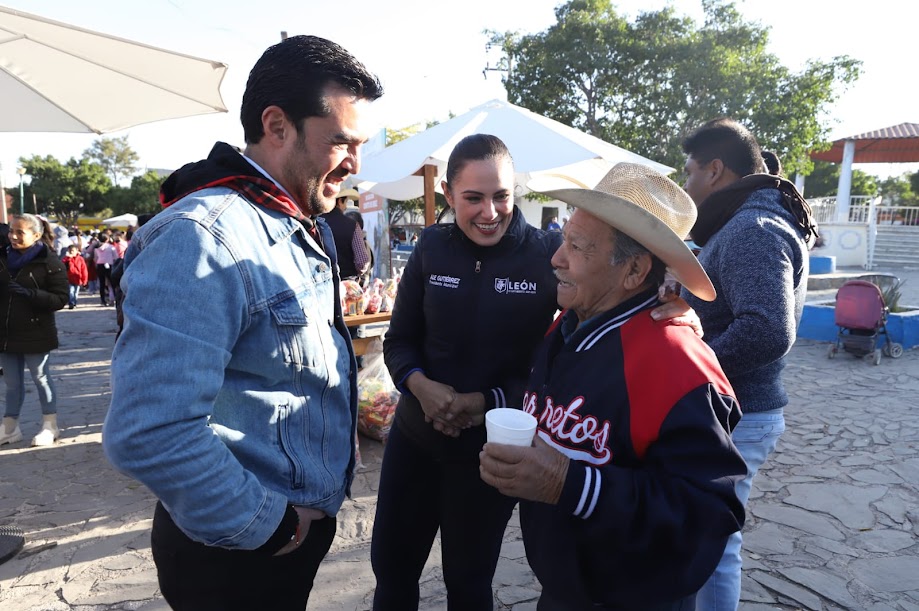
[103,187,357,550]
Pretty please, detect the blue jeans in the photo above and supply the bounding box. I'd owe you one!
[538,592,696,610]
[68,283,81,307]
[0,352,57,419]
[695,409,785,611]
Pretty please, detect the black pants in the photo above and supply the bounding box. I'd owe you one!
[371,421,516,610]
[151,501,336,611]
[96,264,112,305]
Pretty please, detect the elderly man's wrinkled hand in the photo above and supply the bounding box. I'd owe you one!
[650,293,704,338]
[479,435,569,504]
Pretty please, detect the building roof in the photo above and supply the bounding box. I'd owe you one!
[810,122,919,163]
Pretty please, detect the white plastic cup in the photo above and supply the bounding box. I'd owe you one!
[485,408,537,446]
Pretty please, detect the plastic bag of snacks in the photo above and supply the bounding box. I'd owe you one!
[363,278,384,314]
[356,339,399,442]
[341,279,365,316]
[380,277,399,313]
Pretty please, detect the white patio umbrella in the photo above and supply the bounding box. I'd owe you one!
[0,5,228,134]
[101,213,138,227]
[354,99,673,225]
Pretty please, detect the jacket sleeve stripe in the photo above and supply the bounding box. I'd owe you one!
[583,468,601,519]
[496,387,506,408]
[574,466,592,516]
[573,466,602,519]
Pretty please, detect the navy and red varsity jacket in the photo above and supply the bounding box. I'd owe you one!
[520,291,747,609]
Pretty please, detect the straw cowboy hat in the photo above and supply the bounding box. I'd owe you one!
[338,188,360,201]
[528,162,716,301]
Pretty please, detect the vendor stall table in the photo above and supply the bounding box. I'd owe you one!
[344,312,392,356]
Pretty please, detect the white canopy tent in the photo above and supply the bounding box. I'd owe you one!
[100,213,137,227]
[0,5,227,223]
[0,6,227,134]
[354,99,673,225]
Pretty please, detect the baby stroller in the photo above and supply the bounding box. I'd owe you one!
[827,278,903,365]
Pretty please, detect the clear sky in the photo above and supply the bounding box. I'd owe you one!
[2,0,916,191]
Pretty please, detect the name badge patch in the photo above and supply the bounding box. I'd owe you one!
[429,274,461,288]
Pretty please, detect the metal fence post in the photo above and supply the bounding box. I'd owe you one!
[866,195,880,270]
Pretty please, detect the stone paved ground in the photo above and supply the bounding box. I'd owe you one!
[1,267,917,610]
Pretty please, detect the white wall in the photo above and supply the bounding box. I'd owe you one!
[812,222,867,267]
[517,198,570,230]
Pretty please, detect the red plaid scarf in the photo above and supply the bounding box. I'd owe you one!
[160,143,324,245]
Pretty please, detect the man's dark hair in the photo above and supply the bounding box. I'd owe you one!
[240,35,383,144]
[682,118,765,177]
[444,134,513,186]
[761,150,783,176]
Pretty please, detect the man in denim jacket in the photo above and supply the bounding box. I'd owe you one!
[103,36,382,610]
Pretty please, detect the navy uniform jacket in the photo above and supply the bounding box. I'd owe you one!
[521,291,746,609]
[384,206,561,458]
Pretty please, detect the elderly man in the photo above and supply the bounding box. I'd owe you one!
[479,163,746,611]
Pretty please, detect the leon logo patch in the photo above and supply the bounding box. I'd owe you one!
[494,277,537,295]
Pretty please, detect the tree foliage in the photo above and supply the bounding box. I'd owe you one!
[19,155,112,227]
[104,170,166,216]
[489,0,862,176]
[802,161,877,198]
[19,152,166,227]
[83,135,140,185]
[878,173,919,207]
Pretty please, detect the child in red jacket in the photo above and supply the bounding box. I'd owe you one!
[61,245,89,309]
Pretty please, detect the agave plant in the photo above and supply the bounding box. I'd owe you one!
[858,274,907,313]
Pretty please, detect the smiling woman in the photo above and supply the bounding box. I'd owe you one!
[371,133,564,609]
[442,145,515,247]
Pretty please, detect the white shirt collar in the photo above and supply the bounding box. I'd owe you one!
[241,152,296,202]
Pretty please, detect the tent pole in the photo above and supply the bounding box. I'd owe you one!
[423,164,436,226]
